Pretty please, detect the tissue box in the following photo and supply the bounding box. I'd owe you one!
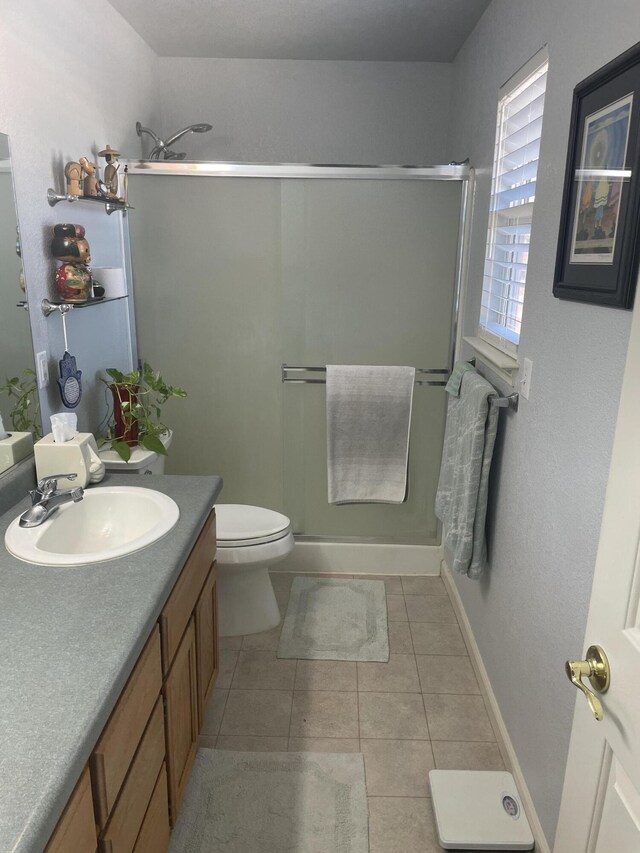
[34,432,104,488]
[0,432,34,472]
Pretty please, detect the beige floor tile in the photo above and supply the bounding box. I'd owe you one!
[294,659,357,692]
[199,735,217,749]
[405,595,457,623]
[220,689,292,737]
[215,735,288,752]
[386,594,408,621]
[389,621,414,654]
[368,797,441,853]
[200,688,229,736]
[359,692,429,739]
[410,622,467,655]
[288,737,361,753]
[416,655,480,694]
[216,650,239,688]
[241,622,283,651]
[432,740,504,770]
[357,654,420,693]
[290,691,359,738]
[231,650,297,690]
[401,576,447,596]
[423,694,495,741]
[356,575,404,594]
[219,635,243,650]
[361,739,434,797]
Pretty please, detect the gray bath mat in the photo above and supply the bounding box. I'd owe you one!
[168,749,368,853]
[278,576,389,661]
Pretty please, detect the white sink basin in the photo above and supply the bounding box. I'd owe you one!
[5,486,180,566]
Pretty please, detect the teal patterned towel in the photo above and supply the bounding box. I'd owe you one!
[436,370,498,579]
[445,361,475,396]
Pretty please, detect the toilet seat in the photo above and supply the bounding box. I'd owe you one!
[215,504,291,548]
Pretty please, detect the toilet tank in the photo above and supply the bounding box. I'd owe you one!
[99,430,173,475]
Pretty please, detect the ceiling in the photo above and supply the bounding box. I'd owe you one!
[107,0,492,62]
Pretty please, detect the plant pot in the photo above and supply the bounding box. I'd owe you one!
[110,383,139,447]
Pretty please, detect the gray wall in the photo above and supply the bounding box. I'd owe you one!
[448,0,640,843]
[0,1,160,432]
[155,58,453,164]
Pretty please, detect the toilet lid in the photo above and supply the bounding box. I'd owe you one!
[215,504,291,547]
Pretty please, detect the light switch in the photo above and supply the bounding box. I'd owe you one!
[520,357,533,400]
[35,351,49,389]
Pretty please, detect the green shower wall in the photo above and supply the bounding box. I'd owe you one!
[129,175,460,541]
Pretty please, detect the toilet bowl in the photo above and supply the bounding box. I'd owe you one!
[215,504,294,637]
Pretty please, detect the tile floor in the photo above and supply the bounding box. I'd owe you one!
[200,571,506,853]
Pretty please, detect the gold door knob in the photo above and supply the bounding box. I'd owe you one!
[565,645,610,722]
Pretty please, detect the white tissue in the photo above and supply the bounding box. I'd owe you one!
[50,412,77,443]
[0,413,7,441]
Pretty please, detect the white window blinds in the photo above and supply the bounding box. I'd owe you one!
[480,51,549,354]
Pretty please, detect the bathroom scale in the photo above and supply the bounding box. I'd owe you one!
[429,770,534,850]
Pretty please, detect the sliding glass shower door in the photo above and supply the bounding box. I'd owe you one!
[129,173,461,543]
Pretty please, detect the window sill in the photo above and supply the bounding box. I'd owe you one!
[463,336,519,387]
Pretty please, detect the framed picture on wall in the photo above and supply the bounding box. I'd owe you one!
[553,41,640,308]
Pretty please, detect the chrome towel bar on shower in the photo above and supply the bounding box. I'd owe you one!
[280,364,519,410]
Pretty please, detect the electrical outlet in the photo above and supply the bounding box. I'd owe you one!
[520,357,533,400]
[35,351,49,389]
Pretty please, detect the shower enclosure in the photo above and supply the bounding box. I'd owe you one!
[126,161,470,547]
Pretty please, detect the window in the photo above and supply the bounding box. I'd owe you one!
[480,49,549,356]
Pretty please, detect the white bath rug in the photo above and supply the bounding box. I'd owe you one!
[168,749,369,853]
[277,576,389,661]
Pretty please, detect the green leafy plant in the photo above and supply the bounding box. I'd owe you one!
[0,368,42,439]
[99,362,187,462]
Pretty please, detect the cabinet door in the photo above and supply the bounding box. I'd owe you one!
[195,562,219,727]
[132,763,170,853]
[163,618,199,825]
[45,767,96,853]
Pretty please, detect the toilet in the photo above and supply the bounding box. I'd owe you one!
[215,504,294,637]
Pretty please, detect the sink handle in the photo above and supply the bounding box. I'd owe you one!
[35,473,78,497]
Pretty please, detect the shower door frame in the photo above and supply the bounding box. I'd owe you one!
[124,159,474,546]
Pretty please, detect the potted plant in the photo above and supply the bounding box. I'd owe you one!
[100,362,186,462]
[0,368,42,439]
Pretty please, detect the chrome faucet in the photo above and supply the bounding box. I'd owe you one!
[19,474,84,528]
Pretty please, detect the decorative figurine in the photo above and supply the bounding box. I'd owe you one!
[79,157,99,197]
[64,161,82,196]
[98,144,120,199]
[51,223,92,303]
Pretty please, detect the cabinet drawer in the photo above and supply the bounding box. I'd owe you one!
[46,767,96,853]
[92,627,162,828]
[160,510,216,672]
[132,763,170,853]
[100,699,165,853]
[195,562,219,727]
[164,618,199,825]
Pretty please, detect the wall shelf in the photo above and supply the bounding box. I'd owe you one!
[17,296,130,317]
[47,188,133,215]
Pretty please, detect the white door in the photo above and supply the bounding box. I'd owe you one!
[554,298,640,852]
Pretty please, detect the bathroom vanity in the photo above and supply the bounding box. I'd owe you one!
[0,473,223,853]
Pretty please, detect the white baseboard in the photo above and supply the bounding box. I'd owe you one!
[441,560,551,853]
[276,540,443,576]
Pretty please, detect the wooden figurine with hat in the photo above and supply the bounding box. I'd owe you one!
[98,144,121,199]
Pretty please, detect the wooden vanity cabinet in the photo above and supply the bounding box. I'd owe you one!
[45,508,218,853]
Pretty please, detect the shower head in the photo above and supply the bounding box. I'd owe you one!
[141,122,213,159]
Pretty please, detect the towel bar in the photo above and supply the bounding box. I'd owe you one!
[280,364,519,409]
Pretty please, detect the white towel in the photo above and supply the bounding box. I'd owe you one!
[326,365,416,504]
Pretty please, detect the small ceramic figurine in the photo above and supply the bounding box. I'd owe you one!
[51,224,92,303]
[79,157,99,197]
[98,144,120,198]
[64,161,82,196]
[55,264,92,302]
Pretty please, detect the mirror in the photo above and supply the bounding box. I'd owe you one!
[0,131,41,474]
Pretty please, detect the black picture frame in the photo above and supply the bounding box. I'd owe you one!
[553,41,640,308]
